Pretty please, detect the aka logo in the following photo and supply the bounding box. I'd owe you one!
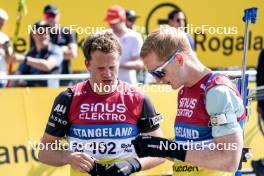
[54,104,66,114]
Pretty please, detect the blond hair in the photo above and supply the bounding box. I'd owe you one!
[140,25,192,61]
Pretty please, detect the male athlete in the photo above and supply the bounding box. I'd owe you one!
[132,26,246,176]
[38,30,164,176]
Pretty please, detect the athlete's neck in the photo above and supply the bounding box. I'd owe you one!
[184,58,212,87]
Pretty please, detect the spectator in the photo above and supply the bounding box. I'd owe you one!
[105,5,144,85]
[0,8,11,88]
[168,9,195,51]
[251,49,264,176]
[30,4,77,86]
[8,21,63,87]
[125,9,139,30]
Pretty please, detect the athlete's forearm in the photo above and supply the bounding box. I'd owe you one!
[185,132,243,172]
[138,157,165,170]
[139,127,165,170]
[133,132,243,172]
[38,149,70,167]
[183,132,243,172]
[184,148,240,172]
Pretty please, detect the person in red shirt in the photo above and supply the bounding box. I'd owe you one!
[132,26,245,176]
[38,30,164,176]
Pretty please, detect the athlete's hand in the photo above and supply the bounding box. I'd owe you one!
[65,152,97,173]
[88,162,107,176]
[132,135,167,157]
[104,158,141,176]
[132,135,187,161]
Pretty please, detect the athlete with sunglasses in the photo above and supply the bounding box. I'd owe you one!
[132,26,246,176]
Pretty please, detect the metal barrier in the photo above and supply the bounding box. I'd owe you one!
[0,70,260,175]
[0,70,257,88]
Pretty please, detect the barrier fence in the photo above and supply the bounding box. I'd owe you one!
[0,71,263,176]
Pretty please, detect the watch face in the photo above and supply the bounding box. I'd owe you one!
[211,117,218,126]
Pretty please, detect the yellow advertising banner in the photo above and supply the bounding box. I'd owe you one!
[0,84,263,176]
[0,0,263,71]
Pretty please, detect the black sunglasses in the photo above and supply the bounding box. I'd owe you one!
[149,49,179,78]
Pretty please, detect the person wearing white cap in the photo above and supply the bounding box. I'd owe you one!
[0,8,11,88]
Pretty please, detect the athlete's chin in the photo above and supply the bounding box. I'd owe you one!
[170,83,180,90]
[102,80,114,85]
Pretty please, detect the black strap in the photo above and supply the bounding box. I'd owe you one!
[140,114,163,128]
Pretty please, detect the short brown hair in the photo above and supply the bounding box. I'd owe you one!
[140,25,192,61]
[82,30,122,61]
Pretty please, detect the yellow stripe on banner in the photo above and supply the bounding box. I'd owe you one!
[0,84,263,176]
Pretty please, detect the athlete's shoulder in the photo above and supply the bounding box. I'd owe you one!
[70,80,89,95]
[206,74,233,90]
[56,88,74,102]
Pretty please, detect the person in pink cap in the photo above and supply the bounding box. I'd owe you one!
[105,5,144,86]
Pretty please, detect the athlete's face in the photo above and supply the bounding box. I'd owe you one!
[85,50,120,88]
[142,51,184,89]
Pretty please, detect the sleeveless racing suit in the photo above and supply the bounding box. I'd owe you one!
[45,80,161,176]
[173,73,246,176]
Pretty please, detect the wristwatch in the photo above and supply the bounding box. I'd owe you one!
[24,56,28,65]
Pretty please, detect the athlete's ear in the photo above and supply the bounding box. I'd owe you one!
[175,53,184,66]
[85,59,90,70]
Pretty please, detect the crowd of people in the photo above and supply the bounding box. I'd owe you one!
[0,4,196,88]
[0,4,146,88]
[0,5,77,87]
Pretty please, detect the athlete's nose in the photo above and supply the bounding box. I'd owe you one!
[103,68,112,78]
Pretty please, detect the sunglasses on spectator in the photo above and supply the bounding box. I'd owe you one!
[176,18,185,23]
[148,49,179,78]
[127,18,136,23]
[44,12,57,19]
